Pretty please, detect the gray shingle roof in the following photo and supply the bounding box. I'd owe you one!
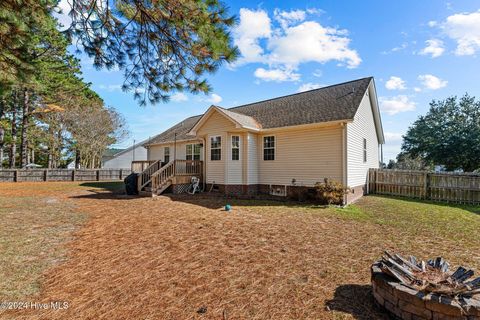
[145,77,373,146]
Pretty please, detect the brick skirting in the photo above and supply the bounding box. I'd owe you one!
[171,182,365,204]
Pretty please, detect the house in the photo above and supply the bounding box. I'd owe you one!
[140,77,384,203]
[102,141,148,169]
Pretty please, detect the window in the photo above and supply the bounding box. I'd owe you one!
[231,136,240,161]
[263,136,275,161]
[186,144,201,160]
[363,138,367,162]
[164,147,170,163]
[210,136,221,161]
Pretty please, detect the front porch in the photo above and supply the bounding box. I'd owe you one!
[133,160,203,196]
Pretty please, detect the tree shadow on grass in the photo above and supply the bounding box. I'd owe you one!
[69,181,141,200]
[325,284,390,320]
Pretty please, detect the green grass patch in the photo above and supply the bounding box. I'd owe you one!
[0,192,87,299]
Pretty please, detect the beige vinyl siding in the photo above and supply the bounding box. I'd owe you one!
[346,90,380,187]
[247,132,259,185]
[257,125,343,186]
[227,133,242,184]
[148,144,167,161]
[197,111,237,184]
[147,141,203,162]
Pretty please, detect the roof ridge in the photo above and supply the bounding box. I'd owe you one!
[227,76,373,111]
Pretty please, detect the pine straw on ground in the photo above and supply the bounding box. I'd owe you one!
[1,182,479,320]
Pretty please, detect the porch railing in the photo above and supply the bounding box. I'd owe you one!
[151,160,203,194]
[137,160,163,190]
[131,160,156,173]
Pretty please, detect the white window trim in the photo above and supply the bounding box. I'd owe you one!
[262,135,276,161]
[186,143,201,160]
[164,146,170,162]
[231,135,240,161]
[210,135,222,161]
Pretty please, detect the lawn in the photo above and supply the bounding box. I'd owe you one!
[0,182,479,320]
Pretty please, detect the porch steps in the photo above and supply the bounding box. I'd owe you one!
[152,180,172,196]
[136,160,202,197]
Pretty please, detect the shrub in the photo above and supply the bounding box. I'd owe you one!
[314,178,350,205]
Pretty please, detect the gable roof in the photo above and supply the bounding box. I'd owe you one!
[145,77,381,146]
[103,148,125,158]
[106,139,148,158]
[188,106,261,135]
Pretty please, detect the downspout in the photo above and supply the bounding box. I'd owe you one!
[201,136,206,190]
[342,123,348,205]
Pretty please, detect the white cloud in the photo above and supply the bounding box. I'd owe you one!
[381,43,408,55]
[170,92,188,102]
[418,74,448,90]
[414,87,422,92]
[297,82,323,92]
[312,69,323,77]
[385,76,406,90]
[274,9,306,29]
[268,21,361,69]
[419,39,445,58]
[233,8,361,82]
[99,84,123,92]
[206,93,223,104]
[53,0,72,30]
[254,67,300,82]
[442,10,480,55]
[379,95,416,115]
[233,9,272,64]
[384,132,404,143]
[428,20,438,27]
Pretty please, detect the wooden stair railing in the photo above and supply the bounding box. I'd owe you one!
[151,160,176,194]
[150,160,203,195]
[137,159,163,192]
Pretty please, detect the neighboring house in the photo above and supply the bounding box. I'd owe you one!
[143,77,384,203]
[102,142,148,169]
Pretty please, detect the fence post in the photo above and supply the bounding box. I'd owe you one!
[72,170,76,181]
[423,172,431,200]
[44,169,48,182]
[14,170,19,182]
[96,170,100,181]
[119,169,123,180]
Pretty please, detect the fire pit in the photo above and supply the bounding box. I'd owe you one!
[371,252,480,319]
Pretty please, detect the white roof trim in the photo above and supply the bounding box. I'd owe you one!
[187,105,261,136]
[367,79,385,144]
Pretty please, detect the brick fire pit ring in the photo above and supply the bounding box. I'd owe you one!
[371,262,480,320]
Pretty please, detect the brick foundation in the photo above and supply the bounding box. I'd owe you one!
[371,262,480,319]
[171,182,364,204]
[345,184,366,204]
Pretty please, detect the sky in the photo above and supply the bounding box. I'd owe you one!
[57,0,480,162]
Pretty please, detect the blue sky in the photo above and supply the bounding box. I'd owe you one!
[60,0,480,161]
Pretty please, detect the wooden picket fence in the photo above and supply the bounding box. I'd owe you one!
[0,168,131,183]
[368,169,480,204]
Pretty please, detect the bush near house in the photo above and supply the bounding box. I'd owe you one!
[315,178,350,205]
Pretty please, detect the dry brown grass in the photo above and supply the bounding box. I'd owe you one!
[0,182,479,320]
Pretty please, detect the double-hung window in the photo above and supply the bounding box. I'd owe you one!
[210,136,221,161]
[186,144,201,160]
[263,136,275,161]
[164,147,170,163]
[231,136,240,161]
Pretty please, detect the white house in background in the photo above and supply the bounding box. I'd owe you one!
[141,77,384,203]
[102,140,148,169]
